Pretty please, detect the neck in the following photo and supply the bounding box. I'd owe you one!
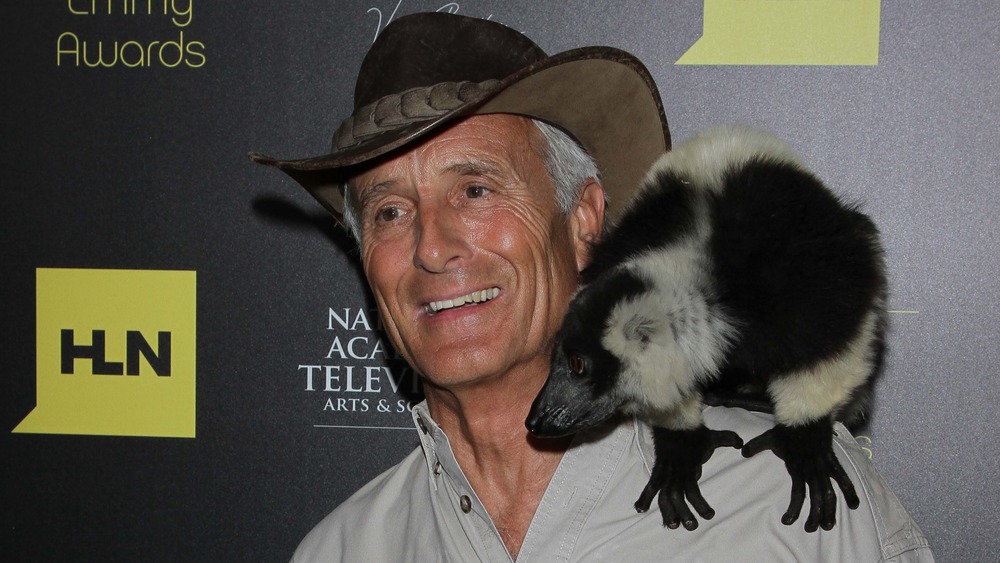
[423,361,571,559]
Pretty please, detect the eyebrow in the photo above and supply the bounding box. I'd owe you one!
[353,157,509,210]
[445,158,504,179]
[355,180,395,211]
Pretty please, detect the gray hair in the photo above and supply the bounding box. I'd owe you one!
[533,120,601,215]
[342,118,600,241]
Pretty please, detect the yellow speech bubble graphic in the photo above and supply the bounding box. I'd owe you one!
[677,0,881,65]
[13,268,196,438]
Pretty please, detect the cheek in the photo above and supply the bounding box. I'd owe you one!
[494,204,578,276]
[361,241,409,319]
[467,202,550,252]
[360,253,419,367]
[361,244,389,293]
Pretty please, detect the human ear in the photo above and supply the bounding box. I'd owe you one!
[570,179,605,271]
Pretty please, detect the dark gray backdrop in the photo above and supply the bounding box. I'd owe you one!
[2,2,996,561]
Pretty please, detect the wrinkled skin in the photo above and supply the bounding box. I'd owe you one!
[351,114,606,557]
[353,115,598,392]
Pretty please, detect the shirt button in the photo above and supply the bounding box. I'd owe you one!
[460,495,472,513]
[433,461,442,475]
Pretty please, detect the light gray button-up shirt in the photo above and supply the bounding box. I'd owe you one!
[292,403,932,562]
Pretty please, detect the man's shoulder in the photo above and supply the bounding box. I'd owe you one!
[699,407,933,561]
[292,446,428,562]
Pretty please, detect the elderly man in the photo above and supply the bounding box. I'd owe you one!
[253,12,932,562]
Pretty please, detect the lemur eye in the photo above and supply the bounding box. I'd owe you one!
[568,354,586,375]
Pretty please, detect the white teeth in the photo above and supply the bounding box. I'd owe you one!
[428,288,500,313]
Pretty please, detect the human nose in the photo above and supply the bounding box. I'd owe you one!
[412,204,467,273]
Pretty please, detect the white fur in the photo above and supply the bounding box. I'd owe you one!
[598,124,878,429]
[641,124,807,197]
[768,303,884,425]
[643,392,705,430]
[601,242,739,416]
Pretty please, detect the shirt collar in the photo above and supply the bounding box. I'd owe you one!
[410,401,463,492]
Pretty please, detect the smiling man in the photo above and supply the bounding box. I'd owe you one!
[348,114,601,556]
[252,12,932,563]
[353,116,597,388]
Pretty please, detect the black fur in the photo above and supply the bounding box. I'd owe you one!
[526,126,887,532]
[526,270,649,435]
[708,158,885,423]
[583,168,703,281]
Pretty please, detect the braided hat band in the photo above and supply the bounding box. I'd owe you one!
[333,80,500,150]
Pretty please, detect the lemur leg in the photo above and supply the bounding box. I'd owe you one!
[741,317,877,531]
[742,418,860,532]
[635,393,743,530]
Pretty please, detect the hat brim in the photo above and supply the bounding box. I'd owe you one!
[249,47,669,225]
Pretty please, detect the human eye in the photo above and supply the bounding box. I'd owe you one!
[374,205,405,223]
[464,184,490,199]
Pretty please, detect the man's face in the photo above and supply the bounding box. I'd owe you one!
[352,115,598,391]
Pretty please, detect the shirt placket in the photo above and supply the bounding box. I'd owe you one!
[413,405,514,563]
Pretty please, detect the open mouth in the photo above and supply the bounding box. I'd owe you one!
[426,287,500,314]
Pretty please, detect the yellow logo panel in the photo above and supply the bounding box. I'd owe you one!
[13,268,196,438]
[677,0,881,65]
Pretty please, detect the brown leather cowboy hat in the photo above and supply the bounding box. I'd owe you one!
[250,12,670,226]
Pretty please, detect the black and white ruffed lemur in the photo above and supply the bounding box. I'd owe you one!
[525,125,887,533]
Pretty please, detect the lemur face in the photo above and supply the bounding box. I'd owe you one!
[525,299,626,437]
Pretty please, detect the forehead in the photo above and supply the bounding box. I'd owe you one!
[351,114,544,190]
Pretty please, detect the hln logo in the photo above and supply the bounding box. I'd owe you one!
[13,268,196,438]
[61,329,171,376]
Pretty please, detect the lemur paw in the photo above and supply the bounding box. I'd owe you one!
[742,420,861,532]
[635,425,743,530]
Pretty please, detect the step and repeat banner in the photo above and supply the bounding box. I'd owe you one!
[2,2,997,561]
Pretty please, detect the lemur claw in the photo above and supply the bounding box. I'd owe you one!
[637,425,743,530]
[742,420,859,532]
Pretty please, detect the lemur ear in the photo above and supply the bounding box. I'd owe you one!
[623,313,658,348]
